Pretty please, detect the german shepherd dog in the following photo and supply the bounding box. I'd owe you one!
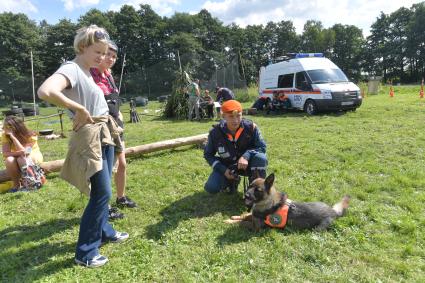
[226,173,350,232]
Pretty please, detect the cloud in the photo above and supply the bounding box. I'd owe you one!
[201,0,423,35]
[61,0,100,12]
[0,0,38,13]
[109,0,180,16]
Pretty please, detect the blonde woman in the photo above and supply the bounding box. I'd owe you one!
[38,25,128,268]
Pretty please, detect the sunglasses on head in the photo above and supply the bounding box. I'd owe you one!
[94,30,110,40]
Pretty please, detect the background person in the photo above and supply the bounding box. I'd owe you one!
[215,87,235,104]
[188,79,200,121]
[202,89,214,119]
[90,40,137,220]
[203,100,268,194]
[2,116,43,190]
[37,25,128,268]
[215,87,235,120]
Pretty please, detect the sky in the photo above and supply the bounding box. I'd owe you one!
[1,0,424,35]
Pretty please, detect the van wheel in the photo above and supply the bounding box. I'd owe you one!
[304,100,317,115]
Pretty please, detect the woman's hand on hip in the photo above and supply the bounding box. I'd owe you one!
[73,108,94,131]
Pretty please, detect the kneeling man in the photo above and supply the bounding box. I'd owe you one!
[204,100,268,193]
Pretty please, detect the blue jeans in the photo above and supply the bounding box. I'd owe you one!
[204,152,268,194]
[75,145,116,262]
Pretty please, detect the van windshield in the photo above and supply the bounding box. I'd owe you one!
[307,69,349,84]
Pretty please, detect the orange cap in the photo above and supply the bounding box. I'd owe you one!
[221,100,242,114]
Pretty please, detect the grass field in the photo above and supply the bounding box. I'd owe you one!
[1,85,425,282]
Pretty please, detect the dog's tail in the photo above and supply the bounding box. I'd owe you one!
[332,195,350,217]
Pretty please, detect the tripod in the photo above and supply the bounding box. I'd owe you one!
[129,99,140,123]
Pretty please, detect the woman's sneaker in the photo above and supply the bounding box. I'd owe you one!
[116,196,137,208]
[109,232,129,243]
[75,255,108,268]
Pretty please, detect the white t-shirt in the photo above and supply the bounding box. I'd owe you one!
[55,61,109,117]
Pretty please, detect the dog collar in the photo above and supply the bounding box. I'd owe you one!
[252,193,287,219]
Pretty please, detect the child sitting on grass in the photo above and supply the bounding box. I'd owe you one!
[2,116,43,191]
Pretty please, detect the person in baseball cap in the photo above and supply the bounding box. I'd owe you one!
[221,99,242,114]
[203,99,268,195]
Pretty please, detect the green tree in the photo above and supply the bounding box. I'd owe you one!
[386,7,413,82]
[40,19,76,77]
[407,2,425,81]
[0,13,43,100]
[196,9,226,52]
[243,24,268,82]
[330,24,364,81]
[78,8,116,36]
[301,20,335,56]
[264,20,300,59]
[367,12,391,81]
[110,5,144,96]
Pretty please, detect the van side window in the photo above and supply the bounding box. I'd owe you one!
[295,72,312,91]
[278,74,294,88]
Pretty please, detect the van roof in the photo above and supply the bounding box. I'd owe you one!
[266,57,339,73]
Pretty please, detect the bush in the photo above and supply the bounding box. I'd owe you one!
[233,85,258,103]
[163,72,190,119]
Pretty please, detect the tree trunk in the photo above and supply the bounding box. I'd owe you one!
[0,134,208,182]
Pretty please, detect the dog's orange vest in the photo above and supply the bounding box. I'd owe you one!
[264,204,289,228]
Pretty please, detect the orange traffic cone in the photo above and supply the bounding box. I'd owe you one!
[420,78,424,99]
[389,82,394,97]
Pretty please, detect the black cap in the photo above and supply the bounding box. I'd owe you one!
[108,40,118,52]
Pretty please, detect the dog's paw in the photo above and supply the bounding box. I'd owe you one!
[230,215,244,220]
[224,218,242,224]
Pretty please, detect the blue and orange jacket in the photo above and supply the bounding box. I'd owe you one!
[204,119,266,174]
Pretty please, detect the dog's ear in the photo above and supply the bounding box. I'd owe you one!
[264,173,275,193]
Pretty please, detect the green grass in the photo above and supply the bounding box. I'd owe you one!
[1,86,425,282]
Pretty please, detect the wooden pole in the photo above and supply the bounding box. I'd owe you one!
[118,53,126,94]
[0,134,208,182]
[31,50,36,116]
[239,49,247,83]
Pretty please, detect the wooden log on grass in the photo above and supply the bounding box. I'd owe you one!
[0,133,208,182]
[124,133,208,156]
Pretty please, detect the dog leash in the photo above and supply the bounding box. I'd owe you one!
[242,175,248,195]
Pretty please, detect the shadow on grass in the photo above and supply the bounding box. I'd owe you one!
[216,223,268,246]
[216,223,310,246]
[145,191,244,241]
[0,217,80,282]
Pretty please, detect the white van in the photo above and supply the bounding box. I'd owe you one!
[258,53,362,115]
